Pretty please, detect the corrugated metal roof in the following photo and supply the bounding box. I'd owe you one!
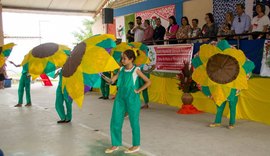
[1,0,106,16]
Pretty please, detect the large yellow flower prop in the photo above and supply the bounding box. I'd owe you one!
[0,43,16,67]
[84,34,116,49]
[192,40,255,105]
[128,42,150,65]
[21,43,70,79]
[111,42,150,65]
[61,41,119,108]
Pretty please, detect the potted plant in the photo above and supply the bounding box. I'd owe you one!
[176,61,201,114]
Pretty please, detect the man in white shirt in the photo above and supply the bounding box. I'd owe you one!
[131,16,145,42]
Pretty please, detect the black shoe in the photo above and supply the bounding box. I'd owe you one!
[98,96,104,99]
[103,97,109,100]
[25,103,32,107]
[57,120,66,123]
[65,120,71,123]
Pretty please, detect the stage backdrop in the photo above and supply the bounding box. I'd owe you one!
[115,16,126,42]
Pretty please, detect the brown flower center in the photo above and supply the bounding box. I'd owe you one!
[32,43,59,58]
[62,42,86,77]
[206,53,239,84]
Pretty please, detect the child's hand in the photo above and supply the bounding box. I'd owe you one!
[134,90,140,94]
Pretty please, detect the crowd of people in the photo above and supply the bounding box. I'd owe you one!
[127,3,270,45]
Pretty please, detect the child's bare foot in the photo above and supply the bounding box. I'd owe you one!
[105,146,119,153]
[124,146,140,154]
[14,104,22,107]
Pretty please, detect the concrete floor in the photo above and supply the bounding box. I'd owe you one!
[1,83,270,156]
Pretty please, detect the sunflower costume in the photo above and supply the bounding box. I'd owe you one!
[192,40,255,127]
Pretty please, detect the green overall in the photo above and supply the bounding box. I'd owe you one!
[100,72,111,98]
[139,65,149,104]
[214,90,238,125]
[55,70,73,121]
[110,66,141,146]
[18,71,31,104]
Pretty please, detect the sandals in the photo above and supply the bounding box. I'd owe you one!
[209,123,235,129]
[228,125,235,129]
[124,147,140,154]
[209,123,221,128]
[105,146,119,153]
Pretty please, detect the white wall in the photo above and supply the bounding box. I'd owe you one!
[92,15,106,35]
[183,0,213,28]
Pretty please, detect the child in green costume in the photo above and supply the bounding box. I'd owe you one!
[103,50,151,154]
[54,69,73,123]
[10,61,32,107]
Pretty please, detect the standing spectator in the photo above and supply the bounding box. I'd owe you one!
[188,19,202,43]
[202,13,218,42]
[153,18,166,45]
[251,3,270,39]
[176,16,191,43]
[131,16,145,42]
[126,22,135,43]
[142,19,154,45]
[166,16,179,44]
[231,3,251,39]
[218,12,234,39]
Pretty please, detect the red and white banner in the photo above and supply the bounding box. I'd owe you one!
[136,5,175,30]
[148,44,194,73]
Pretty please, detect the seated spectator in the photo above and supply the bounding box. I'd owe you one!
[250,3,270,39]
[153,18,166,45]
[142,19,154,45]
[188,18,202,43]
[166,16,179,44]
[218,12,234,40]
[176,16,191,43]
[202,13,218,42]
[231,3,251,39]
[126,22,135,43]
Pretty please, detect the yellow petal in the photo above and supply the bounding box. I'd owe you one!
[225,68,248,89]
[199,44,221,63]
[209,85,231,106]
[192,65,217,86]
[223,48,246,66]
[84,34,116,45]
[81,46,119,74]
[62,66,84,107]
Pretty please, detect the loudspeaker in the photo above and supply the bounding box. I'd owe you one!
[102,8,114,24]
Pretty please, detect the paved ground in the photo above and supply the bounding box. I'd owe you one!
[0,83,270,156]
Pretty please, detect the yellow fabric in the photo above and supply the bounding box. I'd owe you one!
[62,45,120,108]
[0,56,5,67]
[21,44,70,79]
[192,43,249,106]
[148,75,270,125]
